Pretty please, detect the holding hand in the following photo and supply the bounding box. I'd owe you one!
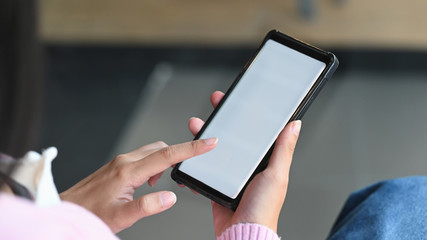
[188,91,301,236]
[60,138,217,233]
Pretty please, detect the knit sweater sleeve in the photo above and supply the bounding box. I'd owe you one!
[217,223,281,240]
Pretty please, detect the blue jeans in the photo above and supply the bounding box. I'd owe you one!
[328,176,427,240]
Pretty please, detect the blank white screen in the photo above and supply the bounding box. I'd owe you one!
[179,40,326,198]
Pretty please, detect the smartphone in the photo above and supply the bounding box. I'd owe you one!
[171,30,339,210]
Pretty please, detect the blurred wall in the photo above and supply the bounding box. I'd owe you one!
[39,0,427,49]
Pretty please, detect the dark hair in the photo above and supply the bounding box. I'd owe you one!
[0,0,42,197]
[0,0,43,158]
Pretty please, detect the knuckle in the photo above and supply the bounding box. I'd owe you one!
[154,141,168,148]
[137,197,152,216]
[286,142,296,155]
[159,146,175,162]
[190,140,199,153]
[113,154,128,165]
[263,170,289,187]
[114,164,130,181]
[276,139,296,156]
[110,156,132,180]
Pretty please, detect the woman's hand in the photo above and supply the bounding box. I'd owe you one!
[188,91,301,236]
[60,138,217,233]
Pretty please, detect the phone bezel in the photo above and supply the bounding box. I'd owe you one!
[171,30,339,210]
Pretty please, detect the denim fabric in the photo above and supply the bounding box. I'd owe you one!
[328,176,427,240]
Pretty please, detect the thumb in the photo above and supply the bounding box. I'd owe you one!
[122,191,177,227]
[267,120,301,174]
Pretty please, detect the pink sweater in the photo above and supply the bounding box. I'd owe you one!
[0,194,280,240]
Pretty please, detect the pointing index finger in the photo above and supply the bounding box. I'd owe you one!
[131,138,218,182]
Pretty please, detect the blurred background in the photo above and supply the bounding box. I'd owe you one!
[1,0,427,239]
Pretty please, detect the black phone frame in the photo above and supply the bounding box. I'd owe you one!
[171,30,339,210]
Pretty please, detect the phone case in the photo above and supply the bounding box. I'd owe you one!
[171,30,339,210]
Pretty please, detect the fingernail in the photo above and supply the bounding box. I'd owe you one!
[160,191,176,208]
[204,137,218,146]
[292,120,302,135]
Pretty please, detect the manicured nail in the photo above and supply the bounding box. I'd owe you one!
[292,120,302,135]
[204,137,218,146]
[160,191,176,208]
